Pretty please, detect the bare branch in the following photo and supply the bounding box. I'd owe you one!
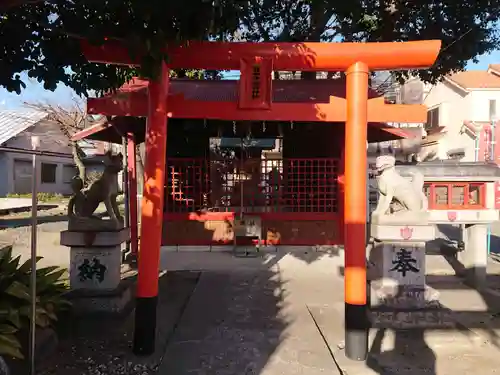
[22,98,109,183]
[23,97,100,138]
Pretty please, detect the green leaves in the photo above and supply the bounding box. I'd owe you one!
[0,333,23,359]
[240,0,500,82]
[5,281,31,301]
[1,0,244,95]
[17,257,43,274]
[0,246,70,360]
[1,0,500,93]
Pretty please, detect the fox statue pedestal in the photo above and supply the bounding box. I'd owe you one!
[60,219,132,315]
[368,219,453,328]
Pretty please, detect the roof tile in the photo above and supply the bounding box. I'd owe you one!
[0,110,47,145]
[448,71,500,89]
[489,64,500,73]
[109,78,380,102]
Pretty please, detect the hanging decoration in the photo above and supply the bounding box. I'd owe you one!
[262,121,266,133]
[233,120,237,135]
[242,122,254,148]
[217,124,222,138]
[290,120,294,130]
[203,119,207,128]
[247,122,253,138]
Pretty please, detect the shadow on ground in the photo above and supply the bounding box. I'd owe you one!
[33,259,297,375]
[361,226,500,375]
[34,271,200,375]
[158,267,289,374]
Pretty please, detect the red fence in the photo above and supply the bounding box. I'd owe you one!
[164,157,339,217]
[423,182,485,210]
[162,157,341,246]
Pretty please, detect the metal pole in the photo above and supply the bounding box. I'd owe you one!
[487,120,496,255]
[127,133,139,259]
[29,136,39,375]
[122,136,130,257]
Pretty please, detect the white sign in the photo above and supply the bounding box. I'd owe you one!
[31,136,40,150]
[382,244,425,286]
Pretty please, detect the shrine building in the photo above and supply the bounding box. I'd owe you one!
[74,75,426,248]
[72,39,441,360]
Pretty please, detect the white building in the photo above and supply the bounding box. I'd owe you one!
[0,110,116,197]
[400,66,500,162]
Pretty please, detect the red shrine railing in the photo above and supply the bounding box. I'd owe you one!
[164,157,340,218]
[423,182,486,210]
[367,181,487,212]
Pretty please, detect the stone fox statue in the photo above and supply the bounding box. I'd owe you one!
[68,150,123,222]
[372,155,428,217]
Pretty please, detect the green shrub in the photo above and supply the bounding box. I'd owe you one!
[0,247,70,359]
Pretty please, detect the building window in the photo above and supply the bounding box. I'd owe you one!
[41,163,57,184]
[424,182,484,209]
[426,107,439,130]
[489,99,497,121]
[63,165,78,184]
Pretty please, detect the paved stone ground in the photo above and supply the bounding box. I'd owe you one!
[4,222,500,374]
[0,221,130,284]
[0,221,70,268]
[0,197,59,214]
[35,271,200,375]
[158,252,500,375]
[158,270,340,375]
[0,198,36,211]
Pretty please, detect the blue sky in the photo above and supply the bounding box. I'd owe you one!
[1,50,499,111]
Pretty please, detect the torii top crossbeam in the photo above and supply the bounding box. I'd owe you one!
[80,40,440,127]
[81,40,440,71]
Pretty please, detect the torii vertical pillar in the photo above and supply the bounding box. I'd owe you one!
[344,62,369,360]
[133,63,169,355]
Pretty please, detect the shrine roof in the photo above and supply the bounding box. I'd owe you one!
[397,161,500,180]
[104,77,381,102]
[72,117,415,145]
[75,78,419,144]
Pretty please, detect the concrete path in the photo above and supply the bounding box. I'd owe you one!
[0,198,33,210]
[158,270,340,375]
[3,220,500,374]
[0,197,58,213]
[155,252,500,375]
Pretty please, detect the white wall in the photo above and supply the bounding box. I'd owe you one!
[468,90,500,121]
[418,80,500,161]
[424,81,470,128]
[424,81,470,159]
[0,118,79,196]
[3,151,75,196]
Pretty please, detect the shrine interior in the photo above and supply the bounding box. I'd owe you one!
[99,117,403,215]
[77,115,407,246]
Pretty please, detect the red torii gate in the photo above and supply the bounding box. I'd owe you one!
[79,39,441,361]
